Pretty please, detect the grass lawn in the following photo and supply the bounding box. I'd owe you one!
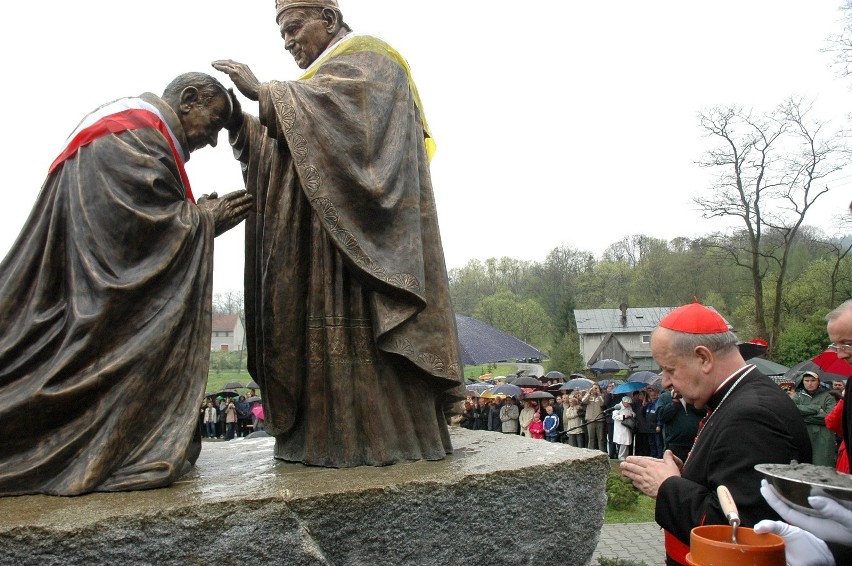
[604,494,656,524]
[206,370,254,394]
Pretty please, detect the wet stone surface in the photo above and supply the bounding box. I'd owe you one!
[0,428,609,565]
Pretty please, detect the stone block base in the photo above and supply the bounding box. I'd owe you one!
[0,428,609,565]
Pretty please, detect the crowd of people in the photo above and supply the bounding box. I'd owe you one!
[199,392,264,440]
[458,299,852,566]
[458,358,847,471]
[458,379,706,463]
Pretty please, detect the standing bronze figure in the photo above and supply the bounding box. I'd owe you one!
[213,0,465,468]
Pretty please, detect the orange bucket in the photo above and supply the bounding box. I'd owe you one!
[686,525,785,566]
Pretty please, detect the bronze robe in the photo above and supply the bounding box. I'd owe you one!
[0,93,214,495]
[230,36,465,467]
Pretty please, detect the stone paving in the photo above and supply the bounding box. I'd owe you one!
[591,522,666,565]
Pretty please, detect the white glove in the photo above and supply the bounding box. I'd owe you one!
[761,479,852,544]
[754,519,834,566]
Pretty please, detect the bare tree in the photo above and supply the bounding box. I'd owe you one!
[824,0,852,78]
[695,99,847,349]
[213,290,244,316]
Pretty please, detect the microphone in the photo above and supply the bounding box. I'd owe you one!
[603,405,620,414]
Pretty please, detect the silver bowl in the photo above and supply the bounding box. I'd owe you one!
[755,462,852,516]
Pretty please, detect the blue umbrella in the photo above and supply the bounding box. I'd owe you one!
[589,359,631,374]
[627,371,660,384]
[611,381,648,395]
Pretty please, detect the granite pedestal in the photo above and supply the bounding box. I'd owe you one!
[0,428,609,565]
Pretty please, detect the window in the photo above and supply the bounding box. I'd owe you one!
[641,334,650,344]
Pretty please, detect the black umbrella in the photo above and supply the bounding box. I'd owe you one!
[454,314,546,365]
[747,357,789,377]
[523,390,555,400]
[589,359,631,374]
[216,389,240,398]
[737,340,769,360]
[491,383,523,397]
[562,377,594,390]
[223,380,244,389]
[545,370,566,381]
[511,376,544,388]
[246,381,260,389]
[784,360,847,383]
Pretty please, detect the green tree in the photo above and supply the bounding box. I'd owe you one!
[548,330,585,373]
[472,291,554,353]
[773,314,829,367]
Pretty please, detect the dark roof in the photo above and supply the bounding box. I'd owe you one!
[212,313,241,332]
[454,314,546,366]
[574,306,732,334]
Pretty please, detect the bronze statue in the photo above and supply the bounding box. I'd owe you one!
[213,0,465,468]
[0,72,253,495]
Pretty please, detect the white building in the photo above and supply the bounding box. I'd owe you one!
[574,304,732,371]
[211,313,245,352]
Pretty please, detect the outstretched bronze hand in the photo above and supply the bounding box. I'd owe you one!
[212,60,261,101]
[197,189,254,237]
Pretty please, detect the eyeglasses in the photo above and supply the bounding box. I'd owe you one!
[828,343,852,353]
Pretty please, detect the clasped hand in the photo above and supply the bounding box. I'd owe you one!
[620,450,682,498]
[197,190,254,237]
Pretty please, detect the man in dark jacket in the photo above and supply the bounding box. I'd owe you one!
[621,302,811,566]
[656,389,703,463]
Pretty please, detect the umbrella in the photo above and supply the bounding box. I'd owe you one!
[216,389,240,398]
[244,396,262,403]
[611,382,648,395]
[454,314,547,365]
[811,350,852,377]
[562,377,594,390]
[466,383,492,395]
[481,390,507,399]
[746,357,789,377]
[784,358,850,384]
[512,376,544,388]
[589,359,631,374]
[246,381,260,389]
[251,405,265,420]
[223,380,244,389]
[491,383,523,397]
[545,370,566,381]
[737,339,769,360]
[627,371,660,384]
[523,390,555,400]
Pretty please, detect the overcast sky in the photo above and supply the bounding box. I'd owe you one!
[2,1,850,294]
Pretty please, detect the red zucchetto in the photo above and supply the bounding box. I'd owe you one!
[659,302,729,334]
